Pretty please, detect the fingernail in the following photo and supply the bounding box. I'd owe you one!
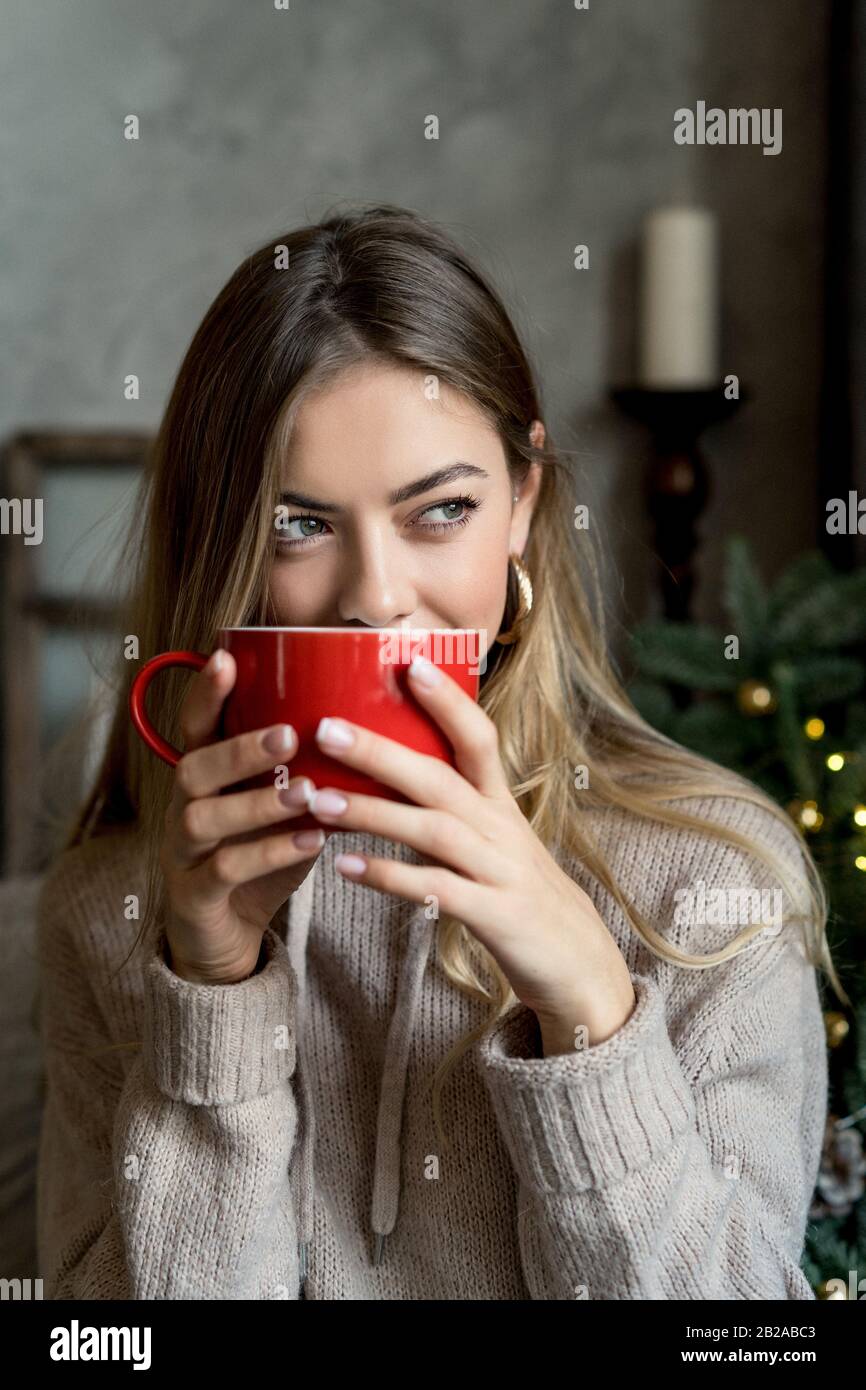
[208,649,225,674]
[335,853,366,876]
[309,789,348,816]
[263,724,296,754]
[316,717,355,747]
[279,778,314,808]
[409,654,442,687]
[294,828,325,851]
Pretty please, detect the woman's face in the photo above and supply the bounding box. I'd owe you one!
[267,361,543,663]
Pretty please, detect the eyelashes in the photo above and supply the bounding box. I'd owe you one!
[419,492,481,534]
[274,492,482,551]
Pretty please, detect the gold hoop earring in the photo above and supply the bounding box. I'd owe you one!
[496,553,534,645]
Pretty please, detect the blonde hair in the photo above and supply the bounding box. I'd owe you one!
[43,203,847,1154]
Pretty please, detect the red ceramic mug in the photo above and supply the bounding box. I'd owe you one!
[129,627,484,833]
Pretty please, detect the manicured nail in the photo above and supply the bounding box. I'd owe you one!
[263,723,296,754]
[335,853,366,876]
[293,828,325,851]
[316,717,355,747]
[208,649,226,674]
[409,654,442,687]
[309,788,348,817]
[279,778,314,808]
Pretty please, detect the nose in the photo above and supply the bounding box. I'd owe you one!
[336,531,417,628]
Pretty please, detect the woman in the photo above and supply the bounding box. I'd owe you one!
[35,203,842,1300]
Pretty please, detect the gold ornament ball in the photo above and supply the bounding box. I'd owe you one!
[736,680,777,716]
[824,1011,849,1048]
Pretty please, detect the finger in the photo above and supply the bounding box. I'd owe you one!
[307,788,502,883]
[189,825,327,908]
[178,648,237,753]
[168,649,239,824]
[174,721,298,802]
[313,662,508,809]
[314,713,473,817]
[170,776,315,869]
[332,852,489,926]
[406,656,510,798]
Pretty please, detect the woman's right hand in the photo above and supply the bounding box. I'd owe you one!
[159,648,328,984]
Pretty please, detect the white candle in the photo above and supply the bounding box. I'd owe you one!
[638,207,719,388]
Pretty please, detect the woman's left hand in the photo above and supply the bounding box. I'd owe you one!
[307,655,637,1053]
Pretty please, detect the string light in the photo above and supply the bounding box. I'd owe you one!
[737,680,777,715]
[805,717,825,740]
[799,800,824,830]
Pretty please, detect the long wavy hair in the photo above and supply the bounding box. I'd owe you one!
[47,201,847,1150]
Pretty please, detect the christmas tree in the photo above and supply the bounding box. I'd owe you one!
[627,534,866,1297]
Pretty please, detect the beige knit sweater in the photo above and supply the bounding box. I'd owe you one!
[35,792,829,1300]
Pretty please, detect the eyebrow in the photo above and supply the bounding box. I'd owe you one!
[278,461,490,515]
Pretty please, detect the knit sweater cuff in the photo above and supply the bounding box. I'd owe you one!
[477,973,696,1192]
[142,926,297,1106]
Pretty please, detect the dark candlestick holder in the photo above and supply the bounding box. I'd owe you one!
[610,385,747,620]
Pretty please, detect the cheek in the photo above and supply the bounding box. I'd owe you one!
[267,562,326,624]
[421,526,508,622]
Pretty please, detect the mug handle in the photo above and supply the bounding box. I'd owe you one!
[129,650,210,766]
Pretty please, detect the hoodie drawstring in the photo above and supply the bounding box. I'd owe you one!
[284,848,435,1286]
[284,860,317,1290]
[369,905,436,1264]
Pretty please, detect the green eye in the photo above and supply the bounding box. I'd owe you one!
[415,494,481,533]
[275,515,329,549]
